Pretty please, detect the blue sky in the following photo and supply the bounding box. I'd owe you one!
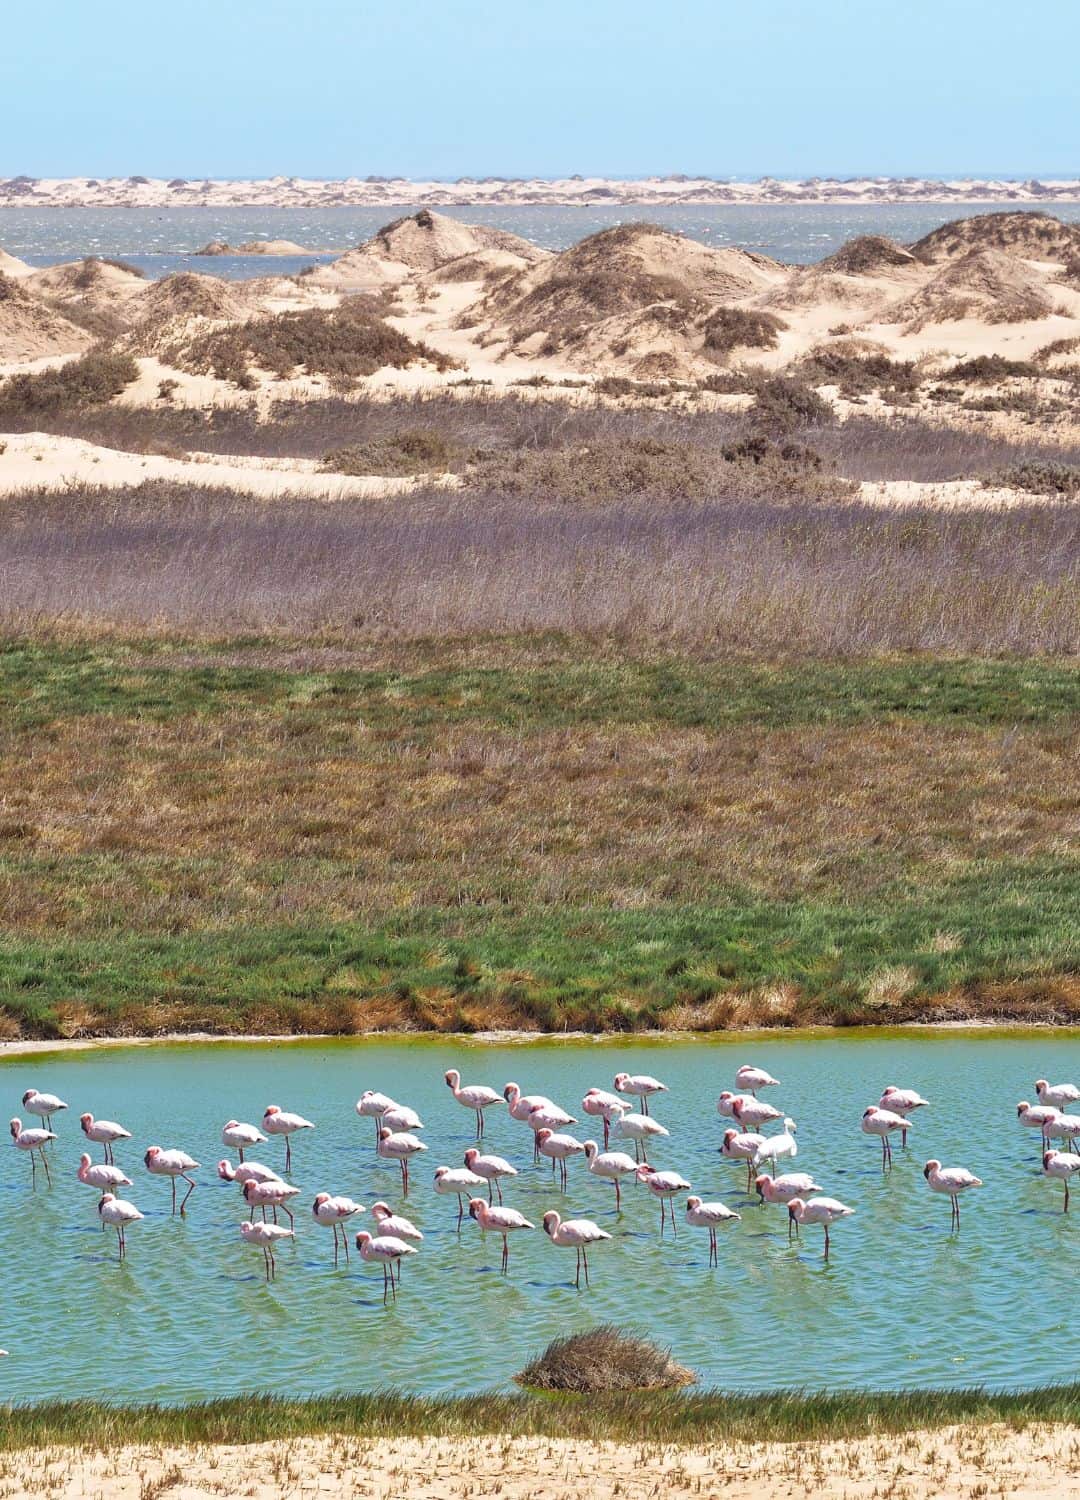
[4,1,1078,178]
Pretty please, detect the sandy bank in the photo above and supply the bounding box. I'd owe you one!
[4,1425,1078,1498]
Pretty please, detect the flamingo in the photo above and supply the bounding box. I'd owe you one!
[77,1153,131,1195]
[525,1102,578,1161]
[1042,1112,1080,1154]
[463,1147,517,1204]
[752,1118,798,1170]
[382,1104,424,1134]
[433,1164,487,1226]
[262,1106,314,1173]
[861,1106,910,1168]
[720,1128,767,1189]
[311,1193,364,1264]
[717,1091,755,1119]
[878,1086,929,1148]
[637,1164,691,1235]
[787,1196,854,1258]
[581,1088,625,1148]
[10,1118,56,1186]
[1018,1102,1061,1159]
[534,1127,585,1189]
[755,1172,823,1226]
[1042,1149,1080,1211]
[468,1197,534,1274]
[378,1127,427,1196]
[220,1120,267,1163]
[582,1140,639,1210]
[503,1082,556,1123]
[613,1072,667,1116]
[444,1070,503,1139]
[240,1220,293,1281]
[356,1090,397,1147]
[242,1176,300,1228]
[144,1146,200,1215]
[21,1089,67,1130]
[354,1230,416,1302]
[735,1065,780,1097]
[80,1113,131,1165]
[216,1158,278,1185]
[1035,1079,1079,1111]
[731,1097,782,1132]
[370,1202,423,1242]
[685,1196,740,1264]
[97,1193,144,1260]
[923,1159,983,1227]
[541,1210,611,1287]
[611,1111,669,1162]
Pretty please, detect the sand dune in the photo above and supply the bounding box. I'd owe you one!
[309,209,547,291]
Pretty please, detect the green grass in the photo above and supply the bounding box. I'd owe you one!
[1,1386,1079,1449]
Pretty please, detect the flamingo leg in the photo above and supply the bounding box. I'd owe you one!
[30,1153,36,1188]
[487,1179,494,1204]
[603,1119,610,1149]
[401,1160,409,1197]
[180,1175,196,1214]
[118,1225,125,1261]
[239,1145,246,1164]
[332,1224,340,1267]
[457,1195,464,1230]
[710,1228,718,1266]
[574,1247,582,1288]
[582,1246,591,1286]
[171,1178,177,1215]
[283,1203,294,1230]
[476,1110,484,1141]
[614,1178,622,1212]
[285,1137,292,1174]
[642,1097,650,1116]
[1064,1181,1070,1213]
[901,1126,909,1149]
[496,1179,503,1206]
[343,1227,350,1263]
[659,1197,666,1236]
[268,1247,276,1281]
[501,1238,509,1275]
[671,1201,677,1237]
[272,1204,279,1225]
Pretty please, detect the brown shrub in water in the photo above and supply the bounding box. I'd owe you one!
[515,1327,694,1392]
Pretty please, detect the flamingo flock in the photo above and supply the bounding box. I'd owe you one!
[8,1062,1077,1294]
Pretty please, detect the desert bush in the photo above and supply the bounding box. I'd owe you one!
[515,1327,694,1392]
[100,257,147,278]
[0,349,139,417]
[949,355,1040,382]
[798,350,920,397]
[751,375,833,433]
[993,461,1080,497]
[702,305,786,356]
[322,428,463,476]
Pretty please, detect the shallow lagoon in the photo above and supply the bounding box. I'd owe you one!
[2,1030,1078,1401]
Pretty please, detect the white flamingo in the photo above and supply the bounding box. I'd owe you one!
[370,1201,423,1241]
[240,1220,293,1281]
[581,1088,625,1148]
[10,1118,56,1186]
[378,1127,427,1195]
[535,1127,585,1189]
[433,1164,487,1226]
[582,1140,639,1210]
[541,1210,611,1287]
[637,1164,691,1235]
[220,1120,267,1163]
[861,1106,910,1167]
[444,1070,503,1139]
[1035,1079,1079,1111]
[311,1193,364,1263]
[463,1147,517,1204]
[611,1111,669,1162]
[735,1065,780,1096]
[80,1113,131,1165]
[143,1146,200,1215]
[720,1127,767,1188]
[242,1176,300,1228]
[217,1158,278,1185]
[613,1072,667,1116]
[923,1159,983,1227]
[878,1086,929,1148]
[21,1089,67,1130]
[77,1153,131,1195]
[468,1197,534,1274]
[752,1118,798,1169]
[356,1091,398,1147]
[354,1230,416,1301]
[98,1193,144,1260]
[787,1196,854,1258]
[262,1106,315,1173]
[1042,1149,1080,1211]
[685,1195,740,1264]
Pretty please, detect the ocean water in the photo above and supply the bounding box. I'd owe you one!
[2,1030,1078,1403]
[3,203,1080,280]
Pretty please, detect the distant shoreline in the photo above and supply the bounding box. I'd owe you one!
[4,175,1080,210]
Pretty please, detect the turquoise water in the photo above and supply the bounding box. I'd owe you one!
[2,1031,1078,1401]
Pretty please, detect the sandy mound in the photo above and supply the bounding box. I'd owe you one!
[308,209,547,290]
[767,236,922,317]
[466,222,786,376]
[0,273,94,361]
[911,211,1080,265]
[884,248,1055,329]
[24,257,148,312]
[121,272,251,356]
[195,239,319,256]
[0,248,33,279]
[819,236,919,274]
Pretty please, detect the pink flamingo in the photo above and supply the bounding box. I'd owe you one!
[98,1193,144,1260]
[370,1202,423,1241]
[923,1159,982,1228]
[378,1126,427,1195]
[636,1164,691,1236]
[861,1105,910,1168]
[240,1220,293,1281]
[1042,1149,1080,1211]
[787,1196,854,1258]
[542,1210,611,1287]
[242,1176,300,1228]
[311,1193,364,1264]
[444,1070,503,1139]
[613,1072,667,1117]
[685,1195,740,1264]
[10,1118,56,1187]
[463,1147,517,1204]
[262,1106,314,1173]
[144,1146,200,1215]
[220,1120,266,1163]
[468,1197,534,1274]
[354,1230,417,1302]
[433,1164,487,1226]
[582,1088,625,1148]
[80,1113,131,1165]
[535,1127,585,1189]
[582,1140,639,1210]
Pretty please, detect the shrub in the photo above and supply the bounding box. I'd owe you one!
[993,461,1080,497]
[516,1327,694,1393]
[0,350,139,417]
[949,355,1040,382]
[702,305,786,356]
[798,350,920,397]
[751,375,833,433]
[321,429,463,477]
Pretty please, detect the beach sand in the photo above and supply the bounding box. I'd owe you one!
[3,1424,1079,1498]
